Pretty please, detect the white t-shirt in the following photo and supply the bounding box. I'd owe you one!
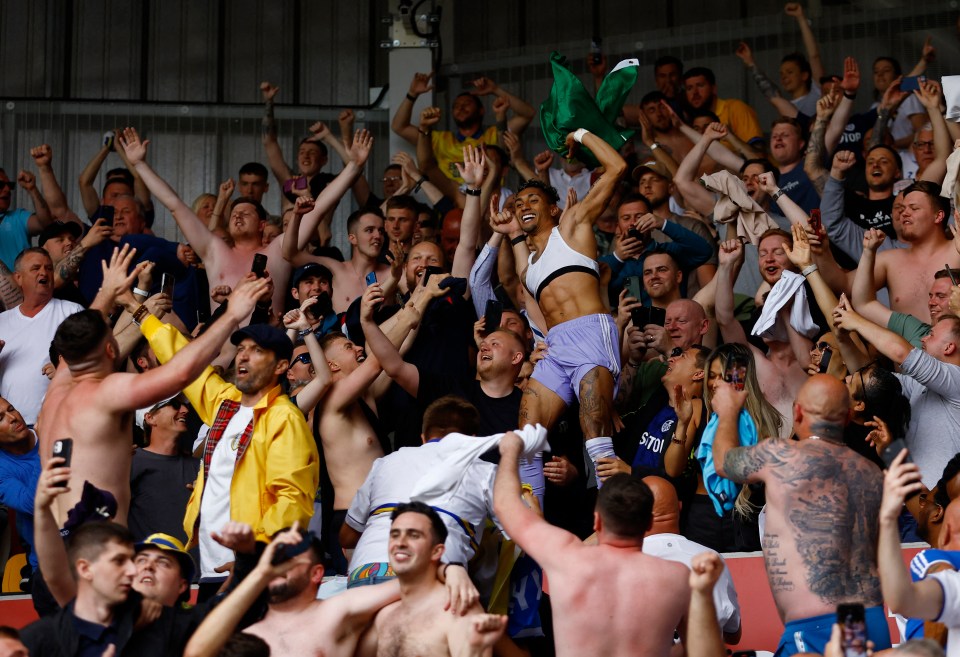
[642,532,742,634]
[198,405,253,578]
[0,299,84,424]
[930,569,960,657]
[344,441,499,570]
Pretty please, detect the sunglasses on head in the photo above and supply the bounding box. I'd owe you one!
[292,353,312,366]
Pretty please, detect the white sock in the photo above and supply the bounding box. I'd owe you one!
[585,436,615,488]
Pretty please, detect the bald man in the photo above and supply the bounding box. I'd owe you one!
[711,374,890,657]
[642,476,742,644]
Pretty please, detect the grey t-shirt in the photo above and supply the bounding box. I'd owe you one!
[895,349,960,487]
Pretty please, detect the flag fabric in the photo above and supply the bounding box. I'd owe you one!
[539,52,638,168]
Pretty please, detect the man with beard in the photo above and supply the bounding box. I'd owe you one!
[682,67,763,148]
[822,145,901,248]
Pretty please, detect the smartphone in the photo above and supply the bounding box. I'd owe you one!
[724,354,749,391]
[424,266,444,285]
[91,205,115,227]
[365,271,377,287]
[818,346,833,374]
[881,438,912,468]
[809,208,823,235]
[251,254,268,278]
[631,306,651,329]
[946,265,957,287]
[52,438,73,486]
[627,228,651,249]
[625,276,643,302]
[270,532,314,566]
[589,37,602,66]
[103,131,115,149]
[837,603,867,657]
[648,306,666,327]
[160,273,174,297]
[900,75,925,92]
[484,299,504,333]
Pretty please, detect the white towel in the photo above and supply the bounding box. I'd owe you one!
[408,424,550,503]
[943,76,960,122]
[751,270,819,341]
[940,144,960,200]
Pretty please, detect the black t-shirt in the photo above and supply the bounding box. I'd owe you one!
[129,450,200,543]
[845,191,894,236]
[418,373,522,436]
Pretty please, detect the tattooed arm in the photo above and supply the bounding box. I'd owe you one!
[710,383,769,483]
[0,260,23,310]
[803,96,836,196]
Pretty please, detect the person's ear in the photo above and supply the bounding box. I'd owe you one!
[432,542,445,561]
[793,402,803,427]
[511,351,525,366]
[274,359,289,378]
[178,578,189,596]
[348,233,359,247]
[692,369,705,382]
[946,341,957,358]
[327,359,341,373]
[852,398,866,414]
[310,563,325,584]
[593,511,602,534]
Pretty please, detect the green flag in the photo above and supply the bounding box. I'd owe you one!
[539,51,638,168]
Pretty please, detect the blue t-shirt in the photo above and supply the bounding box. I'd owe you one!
[0,208,32,271]
[0,435,41,569]
[778,165,821,214]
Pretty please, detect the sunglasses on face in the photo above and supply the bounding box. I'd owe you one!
[0,181,15,191]
[292,353,312,366]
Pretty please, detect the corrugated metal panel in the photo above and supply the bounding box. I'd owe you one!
[71,0,143,100]
[147,0,219,102]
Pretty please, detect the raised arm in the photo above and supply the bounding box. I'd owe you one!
[392,72,434,145]
[833,297,914,365]
[563,130,628,227]
[283,302,333,412]
[451,145,486,280]
[416,107,464,205]
[850,229,894,326]
[714,239,750,346]
[18,171,53,236]
[687,552,727,657]
[493,432,580,570]
[757,171,811,229]
[358,285,421,396]
[308,121,351,165]
[710,383,765,482]
[119,127,217,257]
[33,458,79,605]
[826,58,861,152]
[501,131,537,183]
[878,450,944,620]
[734,42,798,118]
[667,101,745,172]
[77,134,112,216]
[675,122,726,216]
[804,94,840,195]
[260,82,293,184]
[471,76,535,135]
[915,80,950,185]
[490,193,530,284]
[209,178,235,233]
[30,144,79,223]
[785,3,826,82]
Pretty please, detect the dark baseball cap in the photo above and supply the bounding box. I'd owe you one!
[291,262,333,289]
[230,324,294,362]
[38,221,82,247]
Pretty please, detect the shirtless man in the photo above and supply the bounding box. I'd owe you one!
[491,128,627,481]
[714,234,808,436]
[119,126,373,315]
[494,435,689,657]
[37,246,268,528]
[184,521,478,657]
[711,374,890,656]
[361,502,506,657]
[284,208,392,314]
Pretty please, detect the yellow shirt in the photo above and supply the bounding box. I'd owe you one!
[431,126,500,183]
[714,97,763,145]
[141,316,319,546]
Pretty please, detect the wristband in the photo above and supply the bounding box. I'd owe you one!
[801,264,819,277]
[406,92,417,102]
[771,189,785,202]
[418,128,431,137]
[413,176,428,193]
[510,234,527,246]
[464,187,481,197]
[612,251,624,263]
[133,287,149,297]
[131,304,151,326]
[843,91,856,100]
[297,328,314,338]
[573,128,589,143]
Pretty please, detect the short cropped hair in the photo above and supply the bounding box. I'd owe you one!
[220,632,271,657]
[866,144,903,173]
[682,67,715,86]
[385,194,419,215]
[739,158,779,183]
[391,501,448,546]
[346,208,384,235]
[238,162,269,179]
[935,453,960,509]
[67,522,134,576]
[618,192,652,212]
[596,474,654,538]
[230,197,267,221]
[654,55,683,72]
[421,396,481,437]
[13,247,51,272]
[54,310,110,366]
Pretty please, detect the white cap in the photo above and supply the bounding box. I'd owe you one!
[135,395,180,430]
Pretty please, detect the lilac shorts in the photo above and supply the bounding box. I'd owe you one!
[531,313,621,406]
